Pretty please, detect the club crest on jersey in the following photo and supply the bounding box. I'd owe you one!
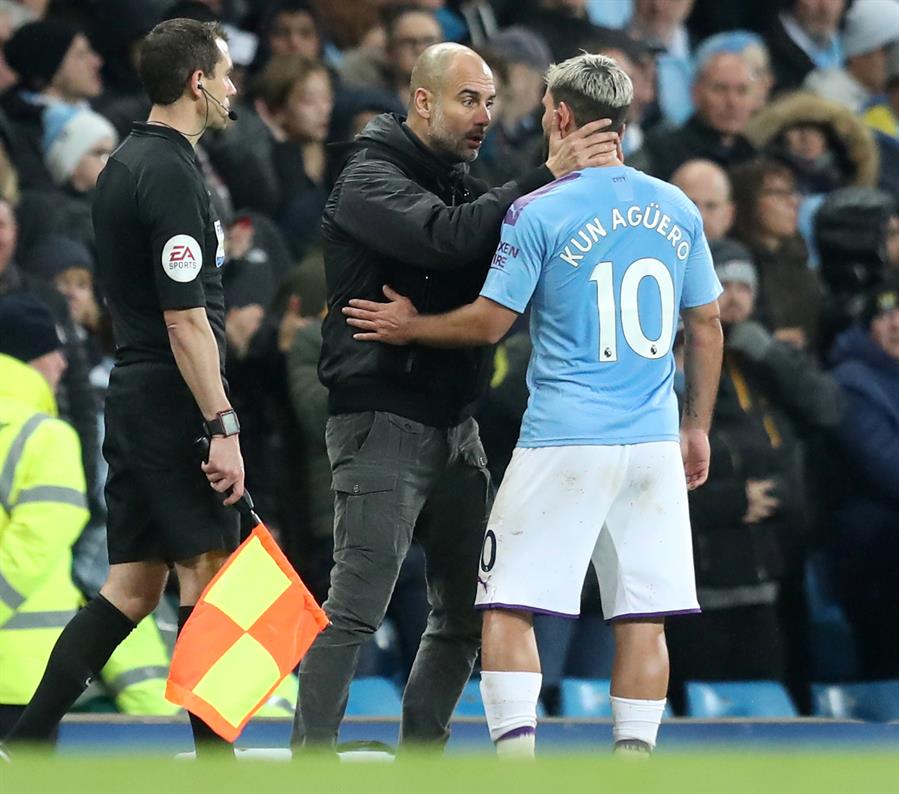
[162,234,203,282]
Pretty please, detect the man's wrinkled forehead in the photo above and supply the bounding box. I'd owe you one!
[441,56,495,96]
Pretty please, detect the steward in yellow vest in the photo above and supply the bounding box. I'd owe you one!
[0,349,88,725]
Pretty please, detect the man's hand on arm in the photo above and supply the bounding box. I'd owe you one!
[343,287,517,347]
[544,113,621,178]
[164,307,245,505]
[680,300,724,490]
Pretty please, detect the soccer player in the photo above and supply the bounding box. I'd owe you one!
[343,52,724,757]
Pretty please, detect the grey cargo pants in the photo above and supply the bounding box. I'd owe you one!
[292,410,492,748]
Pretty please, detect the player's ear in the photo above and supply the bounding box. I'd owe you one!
[557,101,573,135]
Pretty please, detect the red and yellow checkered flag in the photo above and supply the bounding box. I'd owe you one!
[166,517,328,742]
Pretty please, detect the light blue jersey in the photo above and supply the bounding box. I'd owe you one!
[481,166,722,447]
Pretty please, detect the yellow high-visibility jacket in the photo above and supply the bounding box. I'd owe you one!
[0,354,176,714]
[0,353,88,703]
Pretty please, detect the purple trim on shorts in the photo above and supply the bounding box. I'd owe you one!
[607,608,702,623]
[497,726,536,743]
[476,602,580,619]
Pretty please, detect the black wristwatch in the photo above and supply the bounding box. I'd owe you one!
[204,409,240,438]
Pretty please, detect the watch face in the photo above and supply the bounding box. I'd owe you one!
[221,412,240,435]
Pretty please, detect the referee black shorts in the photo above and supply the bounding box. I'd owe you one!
[102,362,240,565]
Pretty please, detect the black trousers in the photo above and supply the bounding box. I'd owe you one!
[293,411,492,748]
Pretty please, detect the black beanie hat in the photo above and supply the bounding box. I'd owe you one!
[0,294,63,363]
[4,20,79,91]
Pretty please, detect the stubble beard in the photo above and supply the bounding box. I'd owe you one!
[429,103,476,164]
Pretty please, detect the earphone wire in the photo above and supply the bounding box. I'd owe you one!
[148,84,211,139]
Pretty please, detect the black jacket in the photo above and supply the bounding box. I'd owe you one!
[640,115,757,182]
[17,187,95,255]
[318,113,552,427]
[0,90,53,191]
[689,355,802,593]
[687,338,842,596]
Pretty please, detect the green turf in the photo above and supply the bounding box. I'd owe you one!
[2,752,898,794]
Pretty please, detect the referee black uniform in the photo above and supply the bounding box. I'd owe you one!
[0,19,242,754]
[92,122,239,563]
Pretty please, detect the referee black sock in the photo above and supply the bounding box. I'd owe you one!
[5,595,135,744]
[178,606,233,756]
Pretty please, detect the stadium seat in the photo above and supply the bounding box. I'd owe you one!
[561,678,612,717]
[685,681,798,718]
[451,678,550,719]
[812,681,899,722]
[453,679,485,717]
[344,677,402,717]
[559,678,672,718]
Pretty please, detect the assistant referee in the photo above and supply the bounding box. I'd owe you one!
[3,19,243,755]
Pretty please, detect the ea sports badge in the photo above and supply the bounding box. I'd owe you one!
[162,235,203,282]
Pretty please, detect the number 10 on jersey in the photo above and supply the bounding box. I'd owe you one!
[589,257,676,362]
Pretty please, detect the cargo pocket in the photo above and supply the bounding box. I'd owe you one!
[331,470,399,555]
[461,441,493,519]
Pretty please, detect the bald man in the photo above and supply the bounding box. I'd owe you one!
[294,43,621,750]
[671,159,736,241]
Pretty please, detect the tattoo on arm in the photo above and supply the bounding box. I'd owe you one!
[684,380,699,420]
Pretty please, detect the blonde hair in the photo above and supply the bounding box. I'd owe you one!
[545,52,633,130]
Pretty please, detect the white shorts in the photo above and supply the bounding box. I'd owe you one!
[474,441,700,620]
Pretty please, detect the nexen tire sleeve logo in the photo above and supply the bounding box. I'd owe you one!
[162,234,203,282]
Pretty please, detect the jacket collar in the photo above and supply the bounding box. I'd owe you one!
[347,113,468,186]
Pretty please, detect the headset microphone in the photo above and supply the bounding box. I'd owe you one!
[199,83,238,121]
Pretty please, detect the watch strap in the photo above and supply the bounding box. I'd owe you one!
[204,409,240,437]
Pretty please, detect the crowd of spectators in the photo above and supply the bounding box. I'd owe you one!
[1,0,897,714]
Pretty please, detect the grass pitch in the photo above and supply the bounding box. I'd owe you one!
[2,752,897,794]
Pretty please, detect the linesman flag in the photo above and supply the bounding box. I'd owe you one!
[166,486,328,742]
